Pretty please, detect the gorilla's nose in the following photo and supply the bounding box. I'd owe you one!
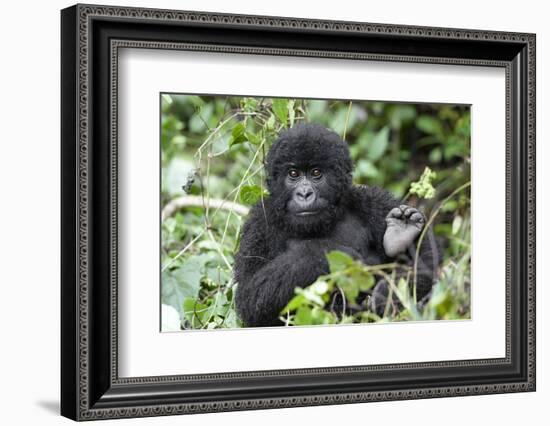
[296,186,315,203]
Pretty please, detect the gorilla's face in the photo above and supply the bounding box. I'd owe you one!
[284,165,330,216]
[265,123,353,236]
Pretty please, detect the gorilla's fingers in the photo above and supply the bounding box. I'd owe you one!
[404,207,417,218]
[387,207,403,219]
[410,211,425,225]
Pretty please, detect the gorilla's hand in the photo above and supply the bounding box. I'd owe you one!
[383,205,425,257]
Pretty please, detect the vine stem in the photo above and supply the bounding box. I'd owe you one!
[194,113,239,155]
[342,101,353,141]
[220,140,265,246]
[412,181,471,296]
[161,231,205,272]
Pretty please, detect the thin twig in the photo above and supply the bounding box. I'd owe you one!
[161,195,250,221]
[342,101,353,141]
[161,231,205,272]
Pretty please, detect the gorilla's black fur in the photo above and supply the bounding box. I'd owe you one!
[234,123,438,327]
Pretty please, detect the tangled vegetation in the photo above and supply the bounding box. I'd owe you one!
[160,95,471,331]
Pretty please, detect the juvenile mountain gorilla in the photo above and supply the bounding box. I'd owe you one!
[234,123,438,327]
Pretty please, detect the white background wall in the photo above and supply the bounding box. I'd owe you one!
[0,0,546,424]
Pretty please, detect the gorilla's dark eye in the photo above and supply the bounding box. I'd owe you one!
[288,169,300,178]
[311,168,322,178]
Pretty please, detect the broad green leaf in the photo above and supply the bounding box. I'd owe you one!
[350,269,375,292]
[161,254,212,319]
[452,215,463,235]
[161,94,173,106]
[356,159,380,179]
[429,148,442,163]
[337,278,359,302]
[326,250,354,273]
[222,310,240,328]
[395,277,412,308]
[310,306,336,325]
[368,126,390,161]
[416,115,444,136]
[182,298,211,327]
[294,306,313,325]
[388,104,416,129]
[272,99,288,126]
[229,122,248,147]
[294,306,336,326]
[282,293,307,313]
[242,97,258,112]
[266,114,276,130]
[455,113,471,138]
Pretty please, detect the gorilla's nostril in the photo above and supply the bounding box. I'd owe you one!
[296,187,314,202]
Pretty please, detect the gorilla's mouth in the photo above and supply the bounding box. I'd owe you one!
[295,210,320,217]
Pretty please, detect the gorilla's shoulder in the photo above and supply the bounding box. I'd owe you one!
[347,184,400,211]
[241,200,273,236]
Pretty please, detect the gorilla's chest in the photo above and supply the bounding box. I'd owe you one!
[329,214,382,264]
[329,214,367,249]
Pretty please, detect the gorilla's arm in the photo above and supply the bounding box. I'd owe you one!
[355,186,439,314]
[234,207,330,326]
[234,206,366,327]
[235,242,329,327]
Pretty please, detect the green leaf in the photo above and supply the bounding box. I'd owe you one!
[283,293,308,313]
[395,277,412,309]
[245,131,261,145]
[228,122,248,147]
[429,148,442,163]
[266,114,276,130]
[182,298,210,327]
[351,269,375,292]
[242,97,258,113]
[161,254,212,319]
[239,185,266,205]
[326,250,354,273]
[337,278,359,302]
[272,99,288,126]
[367,126,389,161]
[310,306,337,325]
[356,159,380,179]
[294,306,313,325]
[294,306,336,326]
[452,215,463,235]
[416,115,444,136]
[388,105,416,129]
[161,94,173,105]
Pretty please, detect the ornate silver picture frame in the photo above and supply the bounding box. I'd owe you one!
[61,4,535,420]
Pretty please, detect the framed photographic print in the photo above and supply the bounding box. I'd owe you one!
[61,3,536,421]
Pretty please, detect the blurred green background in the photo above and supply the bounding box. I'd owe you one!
[160,95,471,331]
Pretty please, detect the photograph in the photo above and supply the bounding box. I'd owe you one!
[160,95,472,331]
[59,3,535,420]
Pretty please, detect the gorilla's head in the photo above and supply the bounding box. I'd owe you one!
[265,123,353,236]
